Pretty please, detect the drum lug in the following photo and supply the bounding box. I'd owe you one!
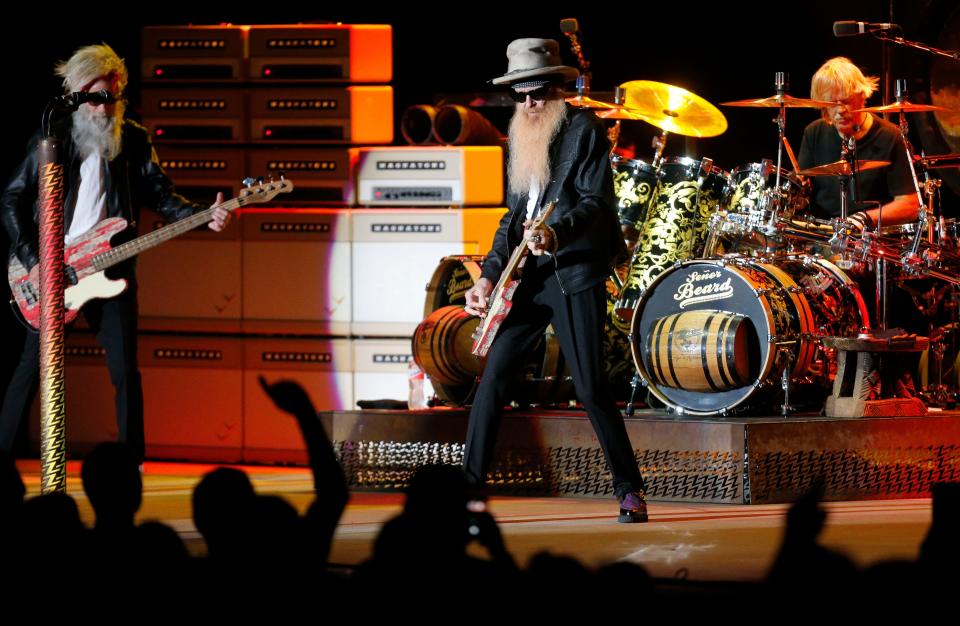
[787,286,803,294]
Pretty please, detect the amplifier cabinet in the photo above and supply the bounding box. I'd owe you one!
[247,148,354,205]
[155,145,247,206]
[352,146,503,207]
[351,209,482,336]
[249,86,393,145]
[242,337,352,463]
[240,209,352,336]
[353,339,414,405]
[136,208,243,333]
[141,86,247,142]
[142,25,246,82]
[139,334,244,462]
[247,24,392,83]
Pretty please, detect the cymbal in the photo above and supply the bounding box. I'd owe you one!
[597,106,651,121]
[797,159,891,177]
[565,95,616,110]
[721,94,837,108]
[853,101,950,114]
[620,80,727,138]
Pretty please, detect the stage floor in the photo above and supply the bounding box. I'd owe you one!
[16,459,933,582]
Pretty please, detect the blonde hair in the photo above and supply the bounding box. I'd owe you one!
[54,44,128,95]
[811,57,879,119]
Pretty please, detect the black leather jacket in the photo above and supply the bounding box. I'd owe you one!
[479,107,626,295]
[1,117,202,272]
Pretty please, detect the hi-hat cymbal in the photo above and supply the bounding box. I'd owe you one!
[721,94,838,108]
[798,159,891,177]
[620,80,727,138]
[565,94,616,110]
[853,100,951,114]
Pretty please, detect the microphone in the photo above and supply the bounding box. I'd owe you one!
[833,21,901,36]
[60,89,115,108]
[560,18,579,33]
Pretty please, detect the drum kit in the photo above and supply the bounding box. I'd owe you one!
[413,71,960,417]
[569,74,960,415]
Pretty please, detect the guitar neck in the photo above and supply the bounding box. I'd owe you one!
[90,196,244,272]
[492,200,558,295]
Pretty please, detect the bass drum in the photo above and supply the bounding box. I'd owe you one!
[414,255,633,406]
[630,256,869,415]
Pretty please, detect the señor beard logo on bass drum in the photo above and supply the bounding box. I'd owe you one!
[672,270,734,309]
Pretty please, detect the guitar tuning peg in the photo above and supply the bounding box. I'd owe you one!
[242,177,256,188]
[256,176,264,185]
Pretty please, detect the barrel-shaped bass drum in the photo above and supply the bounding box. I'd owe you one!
[630,256,869,415]
[414,255,634,406]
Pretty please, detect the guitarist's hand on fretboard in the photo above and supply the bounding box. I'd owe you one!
[207,192,229,231]
[523,219,554,256]
[464,277,493,318]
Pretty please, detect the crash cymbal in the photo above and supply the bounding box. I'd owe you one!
[798,159,891,177]
[565,94,616,109]
[721,94,838,108]
[597,106,651,121]
[853,101,950,114]
[620,80,727,138]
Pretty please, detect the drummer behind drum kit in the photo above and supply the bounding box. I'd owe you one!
[413,68,960,418]
[597,73,960,416]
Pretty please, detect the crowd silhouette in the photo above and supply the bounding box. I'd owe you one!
[2,380,957,614]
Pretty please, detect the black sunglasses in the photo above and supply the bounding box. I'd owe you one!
[509,84,555,103]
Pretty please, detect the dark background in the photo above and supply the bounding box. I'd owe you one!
[2,0,958,390]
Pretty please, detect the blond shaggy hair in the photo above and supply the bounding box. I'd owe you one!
[54,43,128,95]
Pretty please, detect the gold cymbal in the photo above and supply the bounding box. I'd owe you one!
[853,100,951,114]
[565,94,616,110]
[797,159,891,177]
[721,94,838,108]
[620,80,727,138]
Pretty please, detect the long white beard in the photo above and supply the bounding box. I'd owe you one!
[506,99,566,197]
[71,102,124,161]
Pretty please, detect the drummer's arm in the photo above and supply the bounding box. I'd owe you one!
[862,194,921,228]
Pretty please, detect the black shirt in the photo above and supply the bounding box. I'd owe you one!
[797,115,915,219]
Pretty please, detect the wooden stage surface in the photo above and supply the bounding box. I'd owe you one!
[16,459,933,582]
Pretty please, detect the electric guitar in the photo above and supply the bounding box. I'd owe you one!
[471,200,557,358]
[8,178,294,329]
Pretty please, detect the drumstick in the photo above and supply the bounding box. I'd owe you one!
[782,135,801,173]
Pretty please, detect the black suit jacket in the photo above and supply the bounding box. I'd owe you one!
[479,107,626,295]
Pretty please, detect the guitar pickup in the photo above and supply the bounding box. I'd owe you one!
[20,282,38,305]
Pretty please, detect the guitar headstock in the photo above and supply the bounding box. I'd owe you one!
[238,175,295,204]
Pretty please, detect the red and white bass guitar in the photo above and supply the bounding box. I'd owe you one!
[8,178,293,329]
[471,200,557,358]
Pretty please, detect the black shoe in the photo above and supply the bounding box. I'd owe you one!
[618,491,649,523]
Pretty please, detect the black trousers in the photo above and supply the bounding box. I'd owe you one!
[0,288,144,462]
[462,268,646,498]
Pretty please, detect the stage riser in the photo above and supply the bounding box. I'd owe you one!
[321,410,960,504]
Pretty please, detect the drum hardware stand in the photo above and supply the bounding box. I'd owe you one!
[625,371,644,416]
[779,347,796,416]
[893,80,931,272]
[651,131,669,169]
[768,72,802,236]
